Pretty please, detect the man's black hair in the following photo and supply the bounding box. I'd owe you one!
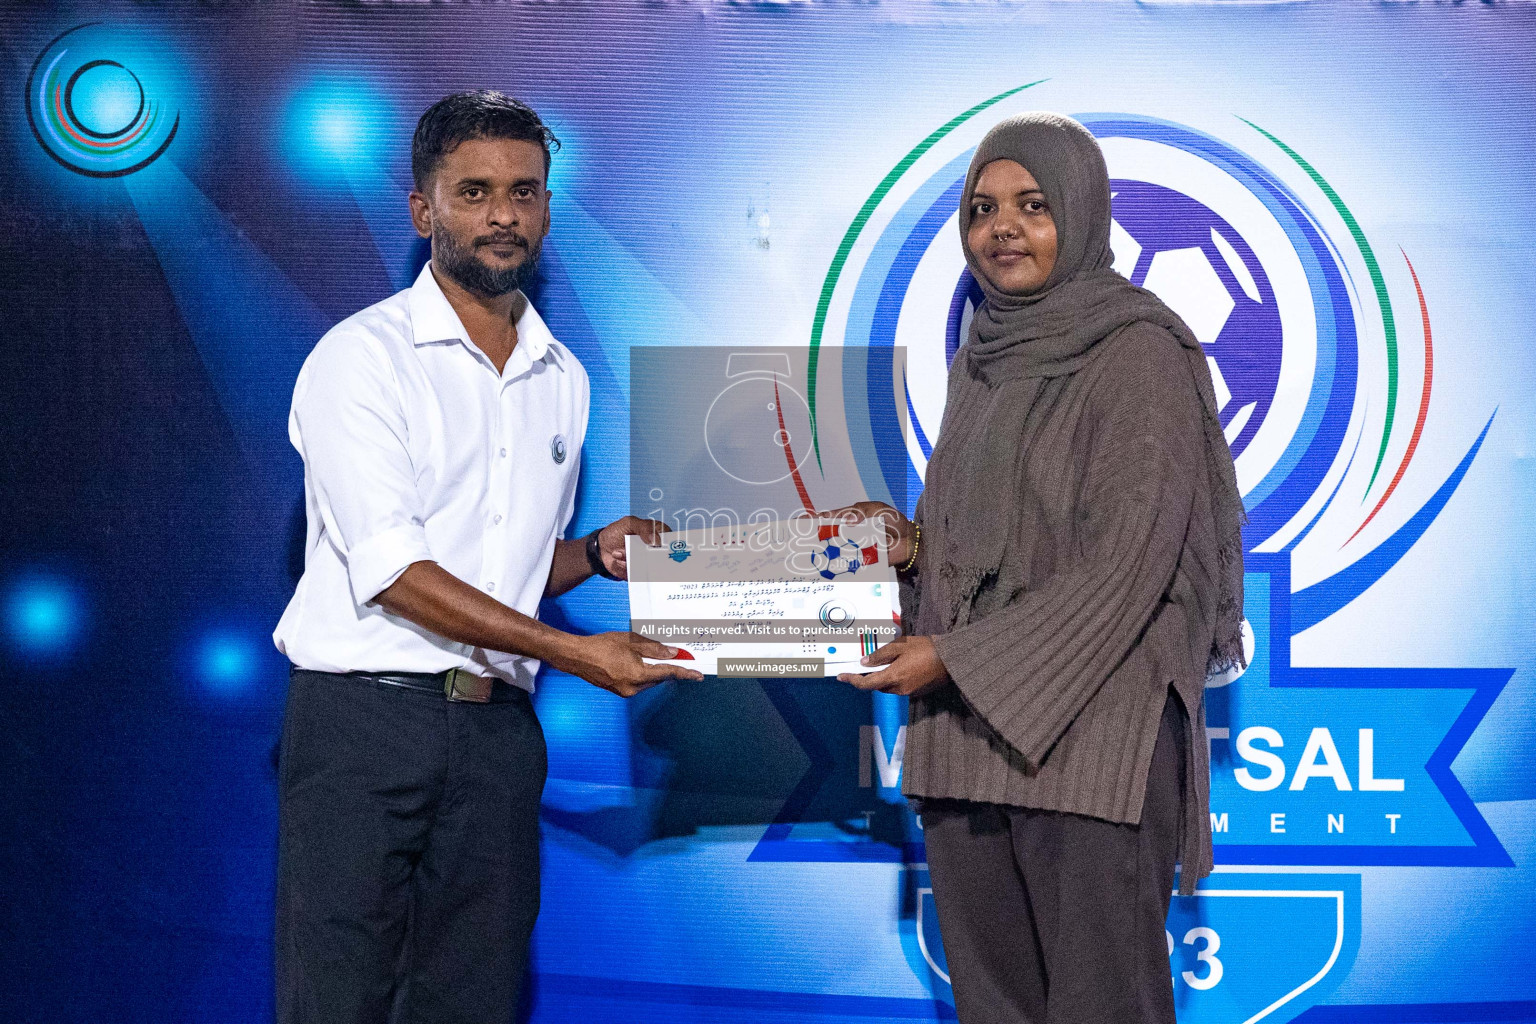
[411,90,561,191]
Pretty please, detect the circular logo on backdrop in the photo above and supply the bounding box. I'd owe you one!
[25,23,181,178]
[811,102,1366,553]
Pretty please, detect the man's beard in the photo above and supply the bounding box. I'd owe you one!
[433,223,542,298]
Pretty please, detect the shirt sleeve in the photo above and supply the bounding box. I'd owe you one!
[290,330,434,605]
[931,325,1205,771]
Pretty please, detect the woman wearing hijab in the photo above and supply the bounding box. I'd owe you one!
[831,112,1246,1023]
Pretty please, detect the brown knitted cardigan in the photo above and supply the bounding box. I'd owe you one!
[903,322,1221,895]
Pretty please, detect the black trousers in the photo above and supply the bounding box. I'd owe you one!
[276,669,547,1024]
[920,695,1187,1024]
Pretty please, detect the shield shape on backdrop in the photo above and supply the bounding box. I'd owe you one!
[1166,872,1361,1024]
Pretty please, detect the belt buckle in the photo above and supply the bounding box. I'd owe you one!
[444,668,492,704]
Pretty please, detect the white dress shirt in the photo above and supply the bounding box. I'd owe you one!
[273,262,589,691]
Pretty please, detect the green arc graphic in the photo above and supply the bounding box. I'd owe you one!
[806,80,1047,469]
[1239,119,1399,501]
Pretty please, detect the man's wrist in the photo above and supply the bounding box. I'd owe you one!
[585,529,618,580]
[532,626,585,676]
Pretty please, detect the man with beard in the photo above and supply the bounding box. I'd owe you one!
[272,91,701,1024]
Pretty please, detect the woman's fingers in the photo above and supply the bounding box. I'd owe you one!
[861,638,905,667]
[842,668,895,691]
[842,641,906,689]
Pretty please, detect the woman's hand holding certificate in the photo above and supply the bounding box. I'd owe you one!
[836,635,950,696]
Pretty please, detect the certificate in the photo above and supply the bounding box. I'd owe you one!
[626,519,900,677]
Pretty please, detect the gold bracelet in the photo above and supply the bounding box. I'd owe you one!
[899,520,921,574]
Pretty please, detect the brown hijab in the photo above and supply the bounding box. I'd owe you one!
[925,111,1247,671]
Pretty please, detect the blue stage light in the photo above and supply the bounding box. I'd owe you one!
[283,77,393,179]
[5,575,82,656]
[21,22,194,189]
[198,630,257,694]
[535,685,589,746]
[71,62,143,136]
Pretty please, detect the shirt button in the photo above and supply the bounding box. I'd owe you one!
[486,582,496,592]
[494,514,503,525]
[500,447,508,458]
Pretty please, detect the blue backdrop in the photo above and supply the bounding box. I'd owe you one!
[3,3,1534,1022]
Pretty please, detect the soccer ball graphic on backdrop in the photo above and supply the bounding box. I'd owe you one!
[948,180,1283,461]
[811,536,864,579]
[1109,180,1282,458]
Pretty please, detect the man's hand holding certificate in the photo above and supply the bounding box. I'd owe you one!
[627,518,900,678]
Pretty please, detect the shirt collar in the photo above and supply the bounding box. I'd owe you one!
[513,294,553,364]
[407,261,555,366]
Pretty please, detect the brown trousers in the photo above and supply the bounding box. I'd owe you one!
[921,694,1186,1024]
